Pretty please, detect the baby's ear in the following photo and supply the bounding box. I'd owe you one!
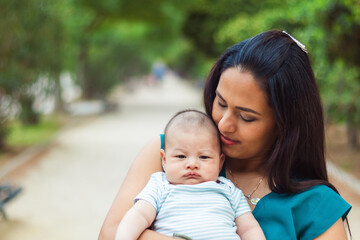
[219,153,225,170]
[160,149,166,169]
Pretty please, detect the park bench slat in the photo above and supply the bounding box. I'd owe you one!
[0,184,22,220]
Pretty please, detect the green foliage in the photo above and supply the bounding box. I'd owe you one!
[0,0,71,124]
[215,0,331,47]
[1,0,359,148]
[321,0,360,66]
[322,60,360,123]
[70,0,189,98]
[6,116,61,147]
[83,22,153,98]
[316,0,360,149]
[179,0,359,148]
[181,0,284,57]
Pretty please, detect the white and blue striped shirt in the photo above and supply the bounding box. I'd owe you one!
[135,172,251,240]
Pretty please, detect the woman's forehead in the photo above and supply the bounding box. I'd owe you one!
[217,68,270,111]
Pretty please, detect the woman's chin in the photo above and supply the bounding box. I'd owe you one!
[222,146,238,158]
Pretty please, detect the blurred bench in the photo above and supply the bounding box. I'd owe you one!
[0,184,22,220]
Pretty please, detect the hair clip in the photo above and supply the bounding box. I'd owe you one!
[282,30,308,53]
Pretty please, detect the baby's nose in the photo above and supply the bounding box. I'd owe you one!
[186,158,199,169]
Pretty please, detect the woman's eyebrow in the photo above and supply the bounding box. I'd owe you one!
[215,90,261,116]
[215,90,226,102]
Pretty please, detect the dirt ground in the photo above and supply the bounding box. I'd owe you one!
[326,124,360,181]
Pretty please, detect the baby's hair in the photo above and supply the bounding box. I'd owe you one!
[163,109,221,150]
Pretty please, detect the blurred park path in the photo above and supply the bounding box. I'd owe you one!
[0,72,202,240]
[0,72,359,239]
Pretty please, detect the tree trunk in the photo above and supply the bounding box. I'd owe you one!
[18,93,39,125]
[54,72,64,113]
[77,43,89,99]
[0,110,8,150]
[346,104,359,150]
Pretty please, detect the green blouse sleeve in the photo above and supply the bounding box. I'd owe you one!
[160,134,165,172]
[253,185,351,240]
[160,134,165,149]
[294,185,351,239]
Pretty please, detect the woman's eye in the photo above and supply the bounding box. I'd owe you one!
[217,101,227,108]
[240,114,255,122]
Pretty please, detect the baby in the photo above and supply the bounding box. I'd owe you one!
[116,109,265,240]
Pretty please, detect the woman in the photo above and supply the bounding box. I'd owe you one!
[99,30,351,240]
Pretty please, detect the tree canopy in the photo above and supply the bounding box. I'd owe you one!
[0,0,359,148]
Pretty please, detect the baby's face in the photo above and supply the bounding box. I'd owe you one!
[161,127,224,185]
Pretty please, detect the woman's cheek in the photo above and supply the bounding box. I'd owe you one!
[212,105,221,125]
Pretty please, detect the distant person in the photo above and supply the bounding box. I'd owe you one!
[115,110,265,240]
[152,62,167,83]
[99,30,352,240]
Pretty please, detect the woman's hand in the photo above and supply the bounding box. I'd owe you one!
[98,136,163,240]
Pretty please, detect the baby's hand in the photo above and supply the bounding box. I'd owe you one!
[173,233,193,240]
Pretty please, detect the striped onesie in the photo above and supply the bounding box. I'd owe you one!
[135,172,251,240]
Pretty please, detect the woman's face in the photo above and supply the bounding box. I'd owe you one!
[212,67,278,164]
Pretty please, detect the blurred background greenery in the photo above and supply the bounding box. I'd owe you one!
[0,0,359,155]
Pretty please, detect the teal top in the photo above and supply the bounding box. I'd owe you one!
[160,134,351,239]
[252,184,351,239]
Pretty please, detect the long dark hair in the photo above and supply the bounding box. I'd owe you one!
[204,30,336,194]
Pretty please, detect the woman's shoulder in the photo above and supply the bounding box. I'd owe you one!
[290,184,337,200]
[297,184,338,196]
[128,135,163,177]
[254,184,352,239]
[261,184,350,210]
[286,185,345,203]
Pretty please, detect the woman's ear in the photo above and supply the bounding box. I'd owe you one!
[160,149,166,170]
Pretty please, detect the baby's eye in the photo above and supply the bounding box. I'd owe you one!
[176,155,186,159]
[199,156,210,160]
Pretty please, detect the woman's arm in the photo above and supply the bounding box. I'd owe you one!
[314,218,348,240]
[98,136,169,240]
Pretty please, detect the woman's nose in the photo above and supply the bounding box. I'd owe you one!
[217,111,236,133]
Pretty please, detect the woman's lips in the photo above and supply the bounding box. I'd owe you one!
[220,134,238,145]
